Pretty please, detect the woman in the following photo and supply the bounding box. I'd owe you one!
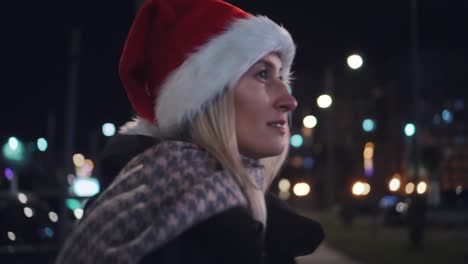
[56,0,323,263]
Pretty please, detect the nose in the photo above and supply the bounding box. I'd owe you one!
[274,82,298,113]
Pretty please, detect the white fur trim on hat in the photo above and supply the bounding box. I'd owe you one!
[155,15,295,137]
[119,117,159,137]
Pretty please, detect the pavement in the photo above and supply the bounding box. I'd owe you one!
[296,243,361,264]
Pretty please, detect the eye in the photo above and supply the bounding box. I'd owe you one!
[256,69,268,80]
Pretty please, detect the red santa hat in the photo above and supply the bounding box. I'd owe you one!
[119,0,295,137]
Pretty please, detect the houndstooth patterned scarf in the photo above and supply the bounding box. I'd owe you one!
[56,140,264,264]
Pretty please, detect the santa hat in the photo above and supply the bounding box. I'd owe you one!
[119,0,295,137]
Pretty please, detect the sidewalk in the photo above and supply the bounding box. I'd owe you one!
[296,243,361,264]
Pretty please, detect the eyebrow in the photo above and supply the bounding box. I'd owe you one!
[256,59,283,73]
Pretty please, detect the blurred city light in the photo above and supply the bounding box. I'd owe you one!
[71,177,100,197]
[441,109,453,123]
[416,181,427,194]
[290,134,303,148]
[303,157,315,169]
[48,211,59,223]
[362,183,371,195]
[74,208,84,220]
[293,182,310,196]
[3,137,25,162]
[290,155,303,168]
[352,181,371,196]
[102,123,116,137]
[303,115,318,128]
[278,178,291,192]
[279,191,290,200]
[389,178,401,192]
[7,231,16,241]
[364,159,374,177]
[24,207,34,218]
[396,202,408,213]
[363,143,374,159]
[405,182,415,194]
[362,119,376,132]
[347,54,363,70]
[456,185,462,195]
[404,123,416,137]
[379,195,398,208]
[77,159,95,177]
[65,198,82,211]
[363,142,375,177]
[9,137,19,150]
[317,94,332,108]
[4,168,14,181]
[18,193,28,204]
[73,153,85,167]
[43,227,54,238]
[36,138,48,152]
[352,181,365,196]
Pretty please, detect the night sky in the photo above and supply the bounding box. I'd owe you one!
[2,0,468,155]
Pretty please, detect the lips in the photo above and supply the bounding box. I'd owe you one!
[267,120,287,134]
[267,120,286,127]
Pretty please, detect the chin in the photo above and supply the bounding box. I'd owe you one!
[257,145,285,159]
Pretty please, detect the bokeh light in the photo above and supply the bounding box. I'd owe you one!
[405,182,415,194]
[404,123,416,137]
[73,153,85,167]
[317,94,333,108]
[389,178,401,192]
[362,119,375,132]
[102,123,116,137]
[416,181,427,194]
[303,115,318,128]
[290,134,303,148]
[37,138,48,152]
[293,182,310,196]
[278,178,291,192]
[347,54,363,70]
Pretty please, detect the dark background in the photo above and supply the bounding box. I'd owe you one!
[2,0,467,150]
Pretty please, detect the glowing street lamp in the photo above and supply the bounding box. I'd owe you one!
[303,115,318,128]
[290,134,303,148]
[362,119,376,132]
[347,54,363,70]
[404,123,416,137]
[37,138,48,152]
[102,123,116,137]
[317,94,332,109]
[293,182,310,197]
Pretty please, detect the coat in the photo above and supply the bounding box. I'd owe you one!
[57,135,324,264]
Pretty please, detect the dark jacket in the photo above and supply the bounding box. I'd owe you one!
[85,134,323,264]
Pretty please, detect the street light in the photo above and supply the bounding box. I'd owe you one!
[293,182,310,197]
[102,123,116,137]
[303,115,317,128]
[362,119,376,132]
[347,54,363,70]
[2,137,25,162]
[37,138,48,152]
[404,123,416,137]
[290,134,303,148]
[317,94,333,109]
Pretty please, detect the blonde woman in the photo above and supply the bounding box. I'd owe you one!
[56,0,323,263]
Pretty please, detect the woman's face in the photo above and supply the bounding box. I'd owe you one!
[234,53,297,159]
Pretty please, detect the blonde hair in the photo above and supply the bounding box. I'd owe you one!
[188,88,289,224]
